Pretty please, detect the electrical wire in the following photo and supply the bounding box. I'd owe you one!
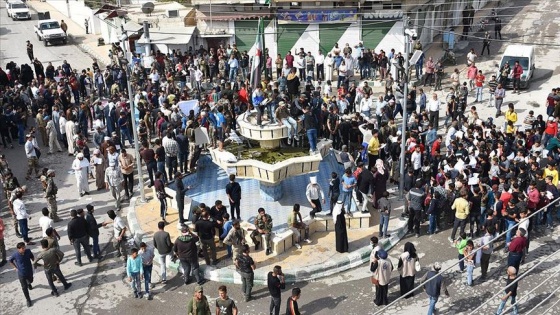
[523,283,560,315]
[498,267,560,315]
[467,249,560,315]
[373,197,560,315]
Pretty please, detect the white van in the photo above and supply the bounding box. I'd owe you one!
[496,44,535,89]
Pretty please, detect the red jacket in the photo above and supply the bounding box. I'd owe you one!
[513,64,523,78]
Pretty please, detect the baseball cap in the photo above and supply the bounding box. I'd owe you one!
[194,285,203,293]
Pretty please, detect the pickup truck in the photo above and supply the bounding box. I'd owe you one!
[34,19,67,46]
[7,0,31,20]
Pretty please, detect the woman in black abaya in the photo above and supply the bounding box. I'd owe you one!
[333,201,349,253]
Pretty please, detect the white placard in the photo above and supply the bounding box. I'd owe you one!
[177,100,200,117]
[194,127,210,145]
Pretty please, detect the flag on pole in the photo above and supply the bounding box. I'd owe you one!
[250,18,264,89]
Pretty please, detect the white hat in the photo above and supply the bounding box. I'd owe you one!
[77,153,84,158]
[549,116,554,121]
[309,176,317,184]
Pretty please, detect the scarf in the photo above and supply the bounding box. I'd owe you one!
[287,72,297,81]
[332,201,343,224]
[375,159,385,175]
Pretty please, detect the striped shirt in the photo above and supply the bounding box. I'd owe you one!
[487,79,498,92]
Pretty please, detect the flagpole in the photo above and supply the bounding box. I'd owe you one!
[261,18,266,79]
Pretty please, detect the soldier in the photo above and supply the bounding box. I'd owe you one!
[45,169,61,222]
[250,208,273,256]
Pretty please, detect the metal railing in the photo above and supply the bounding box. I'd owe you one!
[469,248,560,314]
[374,196,560,314]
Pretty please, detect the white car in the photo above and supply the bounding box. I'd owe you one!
[7,0,31,20]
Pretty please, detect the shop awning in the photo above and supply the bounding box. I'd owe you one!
[136,27,196,45]
[123,21,142,33]
[196,11,271,21]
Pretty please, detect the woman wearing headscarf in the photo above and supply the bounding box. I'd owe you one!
[398,242,420,298]
[372,159,389,209]
[372,249,393,306]
[332,201,348,253]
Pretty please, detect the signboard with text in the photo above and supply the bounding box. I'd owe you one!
[277,9,358,23]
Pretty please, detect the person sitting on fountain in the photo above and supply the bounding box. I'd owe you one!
[275,101,298,146]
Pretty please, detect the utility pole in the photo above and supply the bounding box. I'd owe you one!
[399,15,410,199]
[143,21,151,57]
[121,32,146,203]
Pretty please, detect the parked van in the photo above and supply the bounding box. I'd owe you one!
[496,44,535,89]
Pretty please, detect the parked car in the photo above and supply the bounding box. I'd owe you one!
[34,19,67,46]
[7,0,31,20]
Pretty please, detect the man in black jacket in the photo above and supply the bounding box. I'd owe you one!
[85,205,103,259]
[267,265,285,315]
[194,211,218,266]
[357,166,375,213]
[173,225,203,285]
[67,209,92,266]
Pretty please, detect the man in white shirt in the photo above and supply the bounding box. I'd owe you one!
[316,50,325,81]
[466,49,477,66]
[24,134,39,180]
[104,209,127,260]
[427,93,441,130]
[194,66,203,92]
[411,146,422,174]
[13,190,34,245]
[296,55,306,79]
[39,207,55,237]
[228,55,239,82]
[305,176,325,219]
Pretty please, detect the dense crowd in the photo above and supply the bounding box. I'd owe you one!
[1,33,559,314]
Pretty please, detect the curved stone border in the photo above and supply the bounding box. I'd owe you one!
[237,111,289,142]
[127,193,409,285]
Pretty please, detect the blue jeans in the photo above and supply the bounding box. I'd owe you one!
[505,220,516,245]
[496,295,518,315]
[379,215,390,236]
[340,190,352,212]
[415,63,423,79]
[546,207,554,226]
[307,128,318,152]
[91,234,100,257]
[428,214,437,234]
[146,160,157,186]
[18,219,29,242]
[178,152,187,174]
[143,264,152,294]
[466,263,474,285]
[120,128,133,146]
[480,207,487,227]
[281,117,298,139]
[458,253,465,271]
[130,272,141,294]
[17,124,25,145]
[229,67,238,82]
[475,86,483,102]
[427,295,439,315]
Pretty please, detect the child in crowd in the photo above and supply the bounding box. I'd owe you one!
[126,248,144,298]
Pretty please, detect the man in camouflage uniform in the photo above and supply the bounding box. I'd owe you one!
[250,207,274,256]
[45,169,61,222]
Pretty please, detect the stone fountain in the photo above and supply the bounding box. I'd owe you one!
[209,111,332,201]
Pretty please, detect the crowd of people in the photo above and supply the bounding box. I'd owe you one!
[0,31,559,314]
